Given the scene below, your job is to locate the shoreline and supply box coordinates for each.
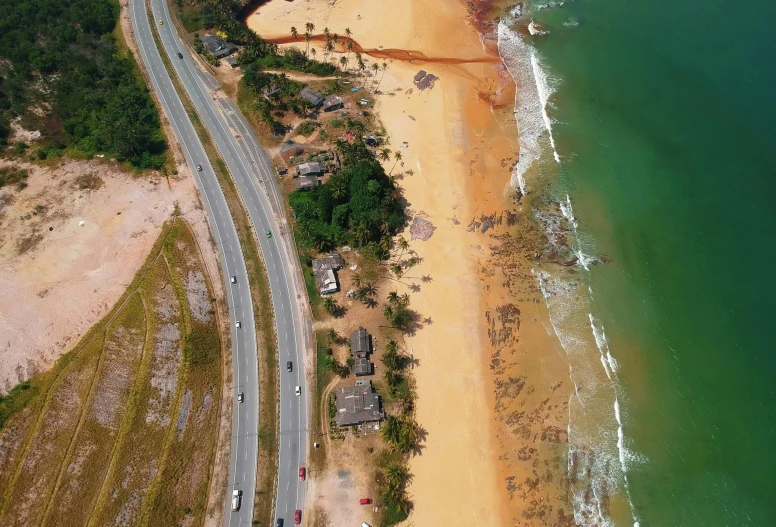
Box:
[248,0,573,524]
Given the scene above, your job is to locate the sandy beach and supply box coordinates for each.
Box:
[249,0,574,524]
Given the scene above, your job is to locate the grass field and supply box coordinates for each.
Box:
[0,217,224,526]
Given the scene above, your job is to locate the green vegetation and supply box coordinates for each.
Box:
[0,0,166,167]
[383,292,414,332]
[0,166,28,189]
[289,139,404,255]
[296,120,320,136]
[376,450,412,526]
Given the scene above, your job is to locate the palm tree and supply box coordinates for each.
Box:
[346,39,354,60]
[385,463,410,487]
[387,291,400,305]
[339,55,349,71]
[381,414,401,444]
[325,39,334,63]
[375,61,389,90]
[391,150,402,174]
[345,27,352,39]
[382,348,401,371]
[330,175,347,200]
[323,297,338,315]
[290,26,298,39]
[397,418,420,454]
[379,147,391,163]
[310,47,317,61]
[304,32,312,57]
[323,27,330,38]
[305,22,315,33]
[371,62,380,86]
[386,339,398,354]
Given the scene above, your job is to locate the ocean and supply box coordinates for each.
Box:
[495,0,776,525]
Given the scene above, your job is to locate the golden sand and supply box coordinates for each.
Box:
[249,1,575,524]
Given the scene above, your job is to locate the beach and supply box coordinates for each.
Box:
[249,0,574,525]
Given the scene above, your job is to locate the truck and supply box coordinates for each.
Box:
[231,489,241,511]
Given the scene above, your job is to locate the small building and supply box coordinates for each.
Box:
[294,161,323,178]
[335,380,382,427]
[350,326,372,358]
[225,56,238,68]
[414,70,427,82]
[353,357,372,377]
[295,175,319,191]
[311,252,344,295]
[200,34,238,59]
[300,87,324,107]
[321,94,344,112]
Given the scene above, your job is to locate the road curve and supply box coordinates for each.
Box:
[128,3,261,526]
[146,2,312,526]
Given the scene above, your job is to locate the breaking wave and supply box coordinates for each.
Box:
[499,5,642,526]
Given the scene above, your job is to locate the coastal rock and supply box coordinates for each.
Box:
[528,20,549,36]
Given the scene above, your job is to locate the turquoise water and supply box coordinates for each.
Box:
[506,0,776,525]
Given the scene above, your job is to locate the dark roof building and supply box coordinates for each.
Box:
[200,34,238,59]
[294,161,323,177]
[350,326,372,358]
[311,252,344,295]
[353,357,372,377]
[225,56,238,68]
[335,380,382,426]
[300,87,324,107]
[322,94,344,112]
[295,175,319,191]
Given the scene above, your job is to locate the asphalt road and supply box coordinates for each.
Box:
[128,3,262,525]
[144,2,311,526]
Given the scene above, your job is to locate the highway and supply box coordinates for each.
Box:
[127,2,261,525]
[138,1,312,526]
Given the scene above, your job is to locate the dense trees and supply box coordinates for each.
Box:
[289,139,404,254]
[0,0,166,167]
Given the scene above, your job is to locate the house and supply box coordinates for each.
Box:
[294,175,319,191]
[321,94,344,112]
[353,357,372,377]
[200,34,238,59]
[350,326,372,358]
[335,380,382,426]
[293,161,323,178]
[311,252,344,295]
[414,70,427,82]
[263,82,282,99]
[300,87,324,107]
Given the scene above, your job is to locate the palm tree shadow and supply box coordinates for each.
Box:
[412,426,428,456]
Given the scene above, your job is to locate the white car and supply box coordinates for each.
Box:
[295,385,301,396]
[237,392,244,403]
[235,321,241,329]
[196,164,202,171]
[232,489,241,511]
[361,523,371,527]
[230,276,237,284]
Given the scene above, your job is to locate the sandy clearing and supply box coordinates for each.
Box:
[0,158,206,394]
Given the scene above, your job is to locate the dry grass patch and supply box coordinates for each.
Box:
[42,293,147,527]
[0,336,102,526]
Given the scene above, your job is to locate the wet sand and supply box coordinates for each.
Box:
[248,0,574,524]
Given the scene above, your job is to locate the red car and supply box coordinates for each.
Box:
[298,467,306,481]
[294,509,302,524]
[359,498,372,505]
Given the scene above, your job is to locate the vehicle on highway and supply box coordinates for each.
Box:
[237,392,244,403]
[287,360,293,372]
[295,385,301,396]
[276,519,283,527]
[294,510,302,524]
[230,275,237,283]
[235,321,241,328]
[265,229,272,238]
[177,52,183,59]
[158,19,163,24]
[299,466,306,481]
[231,489,241,511]
[196,164,202,171]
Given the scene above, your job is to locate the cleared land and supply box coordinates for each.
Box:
[0,217,223,527]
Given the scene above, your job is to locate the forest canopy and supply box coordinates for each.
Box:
[0,0,166,168]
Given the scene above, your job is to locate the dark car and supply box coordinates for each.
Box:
[276,520,283,527]
[177,52,183,59]
[286,361,292,372]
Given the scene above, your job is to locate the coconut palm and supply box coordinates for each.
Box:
[323,297,338,315]
[371,62,380,86]
[385,463,410,487]
[310,48,317,61]
[304,32,312,57]
[351,272,364,288]
[381,414,401,444]
[387,291,400,305]
[386,339,398,354]
[391,150,402,174]
[379,147,391,163]
[339,55,349,71]
[346,39,354,60]
[330,175,347,201]
[290,26,298,39]
[375,61,389,90]
[305,22,315,33]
